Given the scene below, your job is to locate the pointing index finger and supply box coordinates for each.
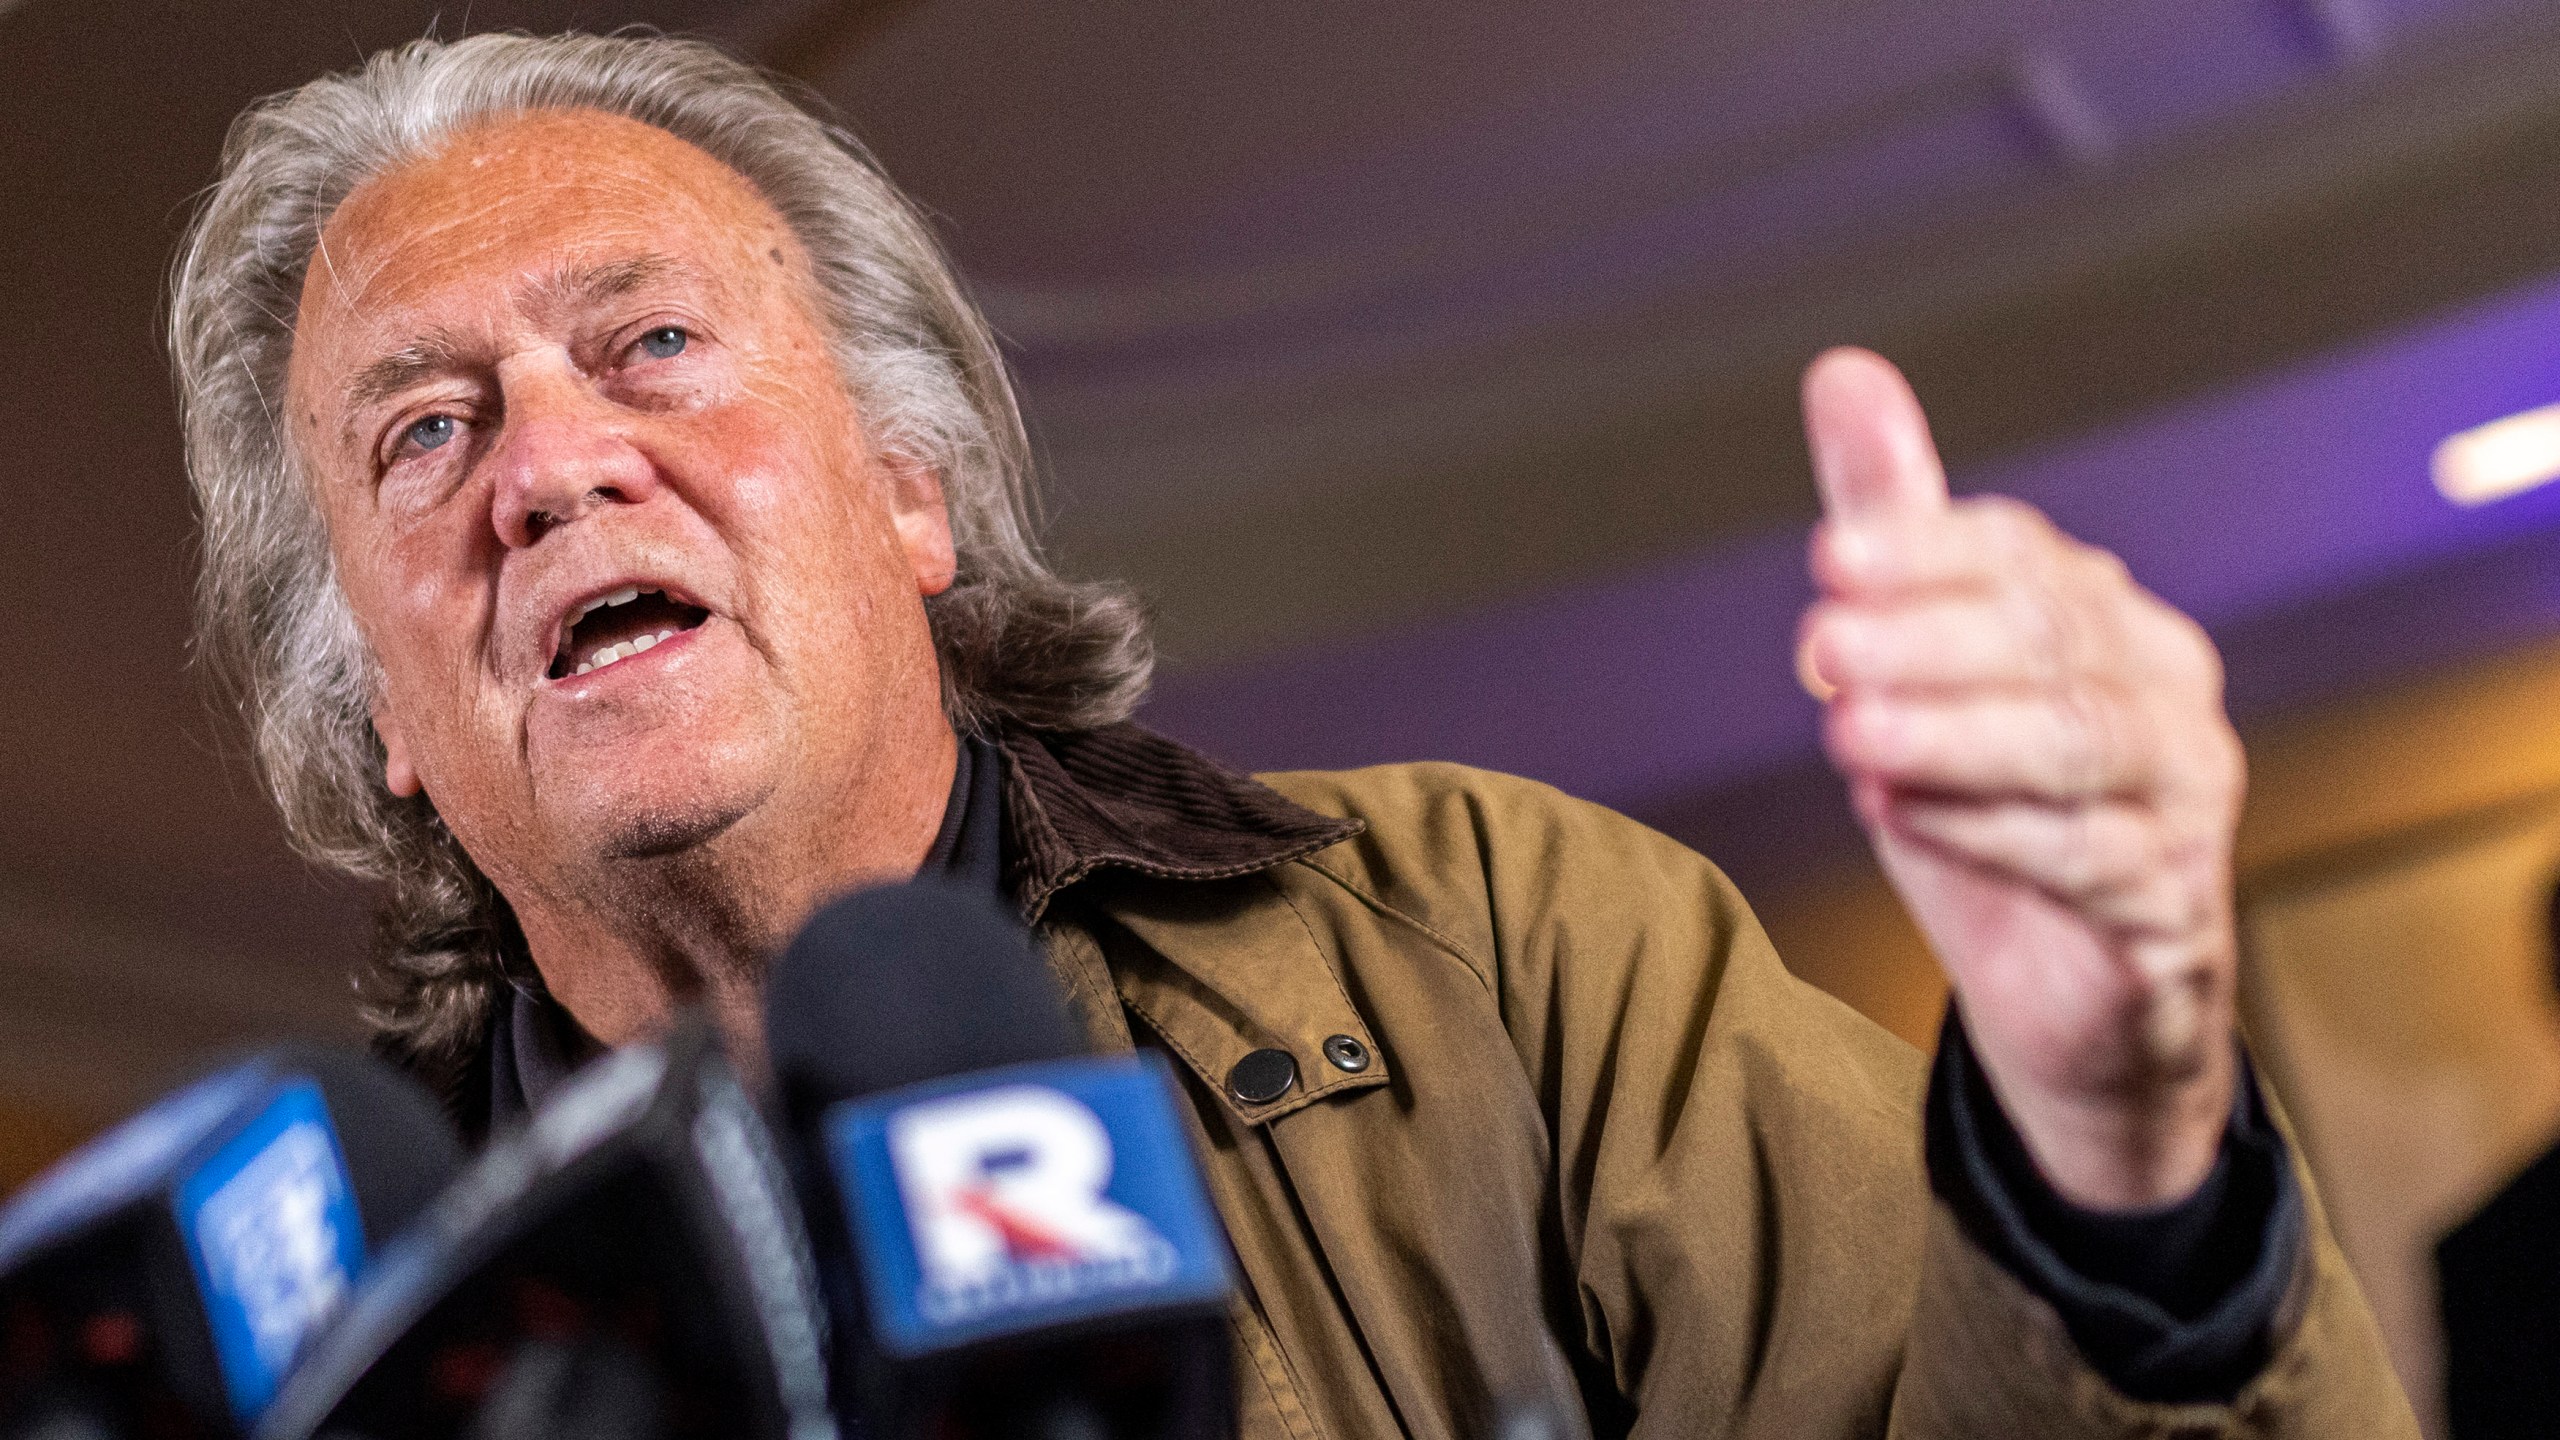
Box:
[1801,347,1951,526]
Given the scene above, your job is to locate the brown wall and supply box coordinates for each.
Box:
[0,1097,84,1196]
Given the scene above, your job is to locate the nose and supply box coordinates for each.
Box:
[486,358,662,549]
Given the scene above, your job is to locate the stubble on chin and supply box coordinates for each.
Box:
[597,794,761,861]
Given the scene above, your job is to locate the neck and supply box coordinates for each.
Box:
[512,720,961,1081]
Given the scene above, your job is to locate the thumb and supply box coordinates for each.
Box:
[1801,347,1950,525]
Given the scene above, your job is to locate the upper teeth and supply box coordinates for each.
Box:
[556,586,679,680]
[558,586,648,657]
[576,585,642,621]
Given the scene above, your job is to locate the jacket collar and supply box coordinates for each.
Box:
[993,722,1364,923]
[996,723,1387,1127]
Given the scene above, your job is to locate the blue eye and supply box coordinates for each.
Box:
[637,326,688,360]
[403,414,456,454]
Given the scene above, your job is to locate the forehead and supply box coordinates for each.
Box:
[290,109,799,391]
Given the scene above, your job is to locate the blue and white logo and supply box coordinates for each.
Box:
[173,1080,366,1423]
[825,1054,1232,1356]
[892,1084,1177,1321]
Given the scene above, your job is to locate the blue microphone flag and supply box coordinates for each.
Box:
[0,1062,369,1425]
[172,1078,367,1423]
[823,1052,1233,1357]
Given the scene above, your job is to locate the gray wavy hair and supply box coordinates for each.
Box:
[169,31,1151,1095]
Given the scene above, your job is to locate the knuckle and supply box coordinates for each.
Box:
[1808,519,1859,588]
[1824,697,1894,770]
[2006,586,2072,681]
[2050,682,2133,795]
[1992,498,2066,566]
[1971,493,2048,537]
[2193,720,2247,809]
[2072,541,2133,593]
[2123,587,2208,665]
[2167,608,2227,697]
[2040,550,2136,673]
[1976,507,2038,568]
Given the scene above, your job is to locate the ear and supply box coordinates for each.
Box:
[371,697,424,798]
[882,454,958,598]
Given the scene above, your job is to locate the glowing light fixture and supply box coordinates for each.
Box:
[2433,403,2560,506]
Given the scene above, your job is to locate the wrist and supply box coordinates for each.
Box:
[1994,1042,2238,1210]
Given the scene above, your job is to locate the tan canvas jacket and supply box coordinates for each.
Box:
[989,725,2417,1440]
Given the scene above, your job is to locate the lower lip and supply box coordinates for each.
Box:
[544,622,706,693]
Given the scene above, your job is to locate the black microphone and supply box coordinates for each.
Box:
[254,1015,838,1440]
[766,878,1237,1440]
[0,1047,462,1440]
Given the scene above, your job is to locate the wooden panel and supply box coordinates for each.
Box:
[0,1096,86,1197]
[1754,866,1946,1052]
[2243,810,2560,1438]
[2239,640,2560,871]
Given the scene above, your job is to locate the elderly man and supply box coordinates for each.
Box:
[168,31,2410,1439]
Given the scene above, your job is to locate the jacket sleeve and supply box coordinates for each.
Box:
[1343,763,2416,1439]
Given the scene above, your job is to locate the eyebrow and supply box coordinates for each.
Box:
[341,331,469,417]
[335,253,709,418]
[526,253,700,314]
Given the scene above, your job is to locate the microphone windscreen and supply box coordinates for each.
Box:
[263,1046,463,1248]
[766,878,1081,1111]
[257,1020,842,1440]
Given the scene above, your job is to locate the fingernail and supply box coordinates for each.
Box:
[1796,632,1838,702]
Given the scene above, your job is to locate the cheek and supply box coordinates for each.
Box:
[332,516,506,754]
[690,394,894,565]
[367,521,493,666]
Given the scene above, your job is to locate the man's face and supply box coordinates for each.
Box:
[287,109,955,901]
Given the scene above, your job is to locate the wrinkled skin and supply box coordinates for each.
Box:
[287,109,959,1075]
[1798,350,2245,1208]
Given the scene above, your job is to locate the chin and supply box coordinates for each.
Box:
[536,707,783,862]
[597,797,757,860]
[556,756,776,863]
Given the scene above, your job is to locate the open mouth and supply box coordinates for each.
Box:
[549,586,711,680]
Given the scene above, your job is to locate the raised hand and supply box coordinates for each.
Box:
[1796,348,2244,1210]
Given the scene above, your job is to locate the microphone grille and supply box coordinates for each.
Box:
[766,878,1082,1112]
[258,1045,464,1247]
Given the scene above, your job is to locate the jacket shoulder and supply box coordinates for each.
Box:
[1255,760,1686,885]
[1254,761,1740,972]
[1256,758,1617,839]
[1258,759,1919,1074]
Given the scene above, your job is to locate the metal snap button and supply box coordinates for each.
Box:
[1321,1034,1372,1073]
[1227,1047,1299,1105]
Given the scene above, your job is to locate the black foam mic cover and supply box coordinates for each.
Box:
[256,1016,837,1440]
[256,1046,462,1250]
[766,877,1081,1118]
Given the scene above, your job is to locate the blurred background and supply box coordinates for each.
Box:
[10,0,2560,1429]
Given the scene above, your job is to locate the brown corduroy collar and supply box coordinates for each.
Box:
[991,722,1365,924]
